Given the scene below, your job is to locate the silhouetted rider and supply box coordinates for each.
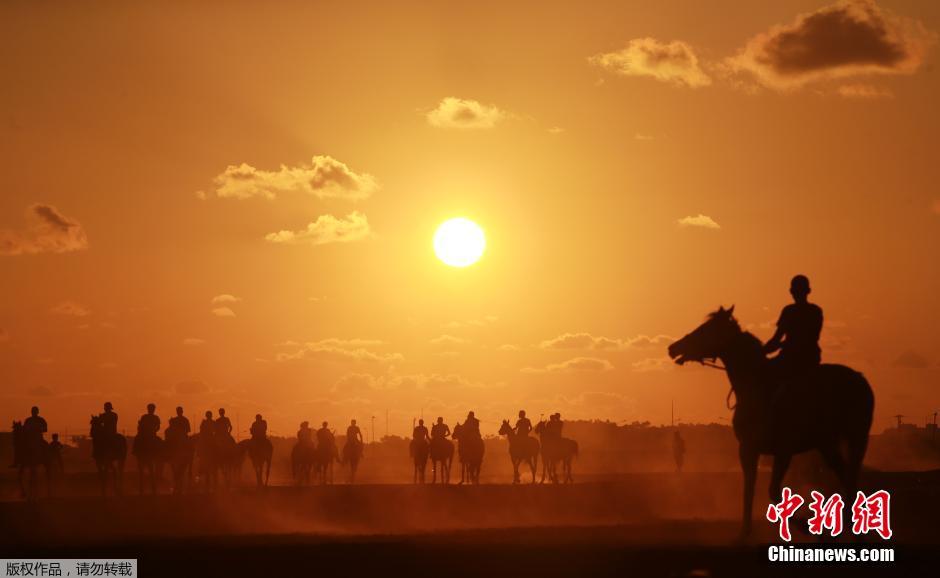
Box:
[166,406,191,442]
[514,410,532,437]
[99,402,118,437]
[347,420,363,445]
[199,410,215,438]
[215,408,233,439]
[464,411,481,438]
[24,406,48,442]
[137,403,160,438]
[297,421,313,445]
[317,421,334,447]
[413,419,429,443]
[431,417,450,439]
[250,414,267,441]
[764,274,823,378]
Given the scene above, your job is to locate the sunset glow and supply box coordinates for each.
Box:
[433,218,486,267]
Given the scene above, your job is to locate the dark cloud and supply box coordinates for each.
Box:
[728,0,933,89]
[892,350,930,369]
[28,385,55,397]
[590,37,711,88]
[0,204,88,256]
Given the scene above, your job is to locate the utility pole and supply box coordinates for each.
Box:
[385,408,389,439]
[371,415,375,444]
[893,414,905,428]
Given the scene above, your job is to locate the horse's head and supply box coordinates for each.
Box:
[498,420,512,436]
[668,305,740,365]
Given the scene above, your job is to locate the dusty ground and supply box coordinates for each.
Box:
[1,472,938,577]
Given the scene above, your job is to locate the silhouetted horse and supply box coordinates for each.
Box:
[534,422,578,484]
[668,306,874,537]
[342,438,363,484]
[313,437,337,485]
[411,437,429,484]
[11,421,52,500]
[132,434,164,495]
[499,420,539,484]
[453,423,484,484]
[241,438,272,488]
[90,415,126,496]
[429,436,454,485]
[291,439,316,486]
[164,435,195,495]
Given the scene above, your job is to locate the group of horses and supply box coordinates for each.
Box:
[290,434,363,485]
[498,420,579,484]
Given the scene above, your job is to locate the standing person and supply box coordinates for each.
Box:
[49,433,65,478]
[673,430,686,473]
[764,274,824,379]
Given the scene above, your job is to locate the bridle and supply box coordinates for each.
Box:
[692,357,736,410]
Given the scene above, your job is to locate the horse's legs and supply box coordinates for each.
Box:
[739,445,759,538]
[769,453,791,503]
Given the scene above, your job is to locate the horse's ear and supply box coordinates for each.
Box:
[728,305,735,315]
[717,305,725,313]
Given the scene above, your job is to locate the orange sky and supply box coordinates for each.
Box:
[1,0,938,439]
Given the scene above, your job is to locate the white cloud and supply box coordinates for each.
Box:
[677,214,721,229]
[539,332,673,350]
[589,38,712,88]
[265,212,371,246]
[427,97,506,130]
[522,356,614,374]
[211,294,242,305]
[211,307,236,318]
[212,155,378,200]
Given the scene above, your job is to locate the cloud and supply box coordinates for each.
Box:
[426,97,505,130]
[726,0,934,90]
[589,37,712,88]
[429,335,469,347]
[182,337,206,346]
[212,155,378,200]
[837,83,893,98]
[522,356,614,374]
[1,204,89,256]
[265,212,371,246]
[50,300,91,317]
[211,294,242,305]
[276,339,402,364]
[547,127,565,135]
[677,214,721,229]
[631,356,673,372]
[175,380,210,395]
[28,385,54,397]
[211,307,236,318]
[539,332,673,350]
[892,350,929,369]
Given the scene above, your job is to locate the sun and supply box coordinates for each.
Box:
[433,218,486,267]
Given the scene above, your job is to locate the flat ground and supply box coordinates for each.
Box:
[1,471,938,577]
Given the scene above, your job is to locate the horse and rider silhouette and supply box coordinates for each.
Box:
[498,410,539,484]
[668,275,874,538]
[534,413,578,483]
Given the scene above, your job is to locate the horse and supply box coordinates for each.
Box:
[164,434,195,495]
[429,436,454,485]
[291,439,316,486]
[498,420,539,484]
[453,423,484,484]
[313,436,337,485]
[240,437,272,488]
[90,415,126,497]
[411,437,429,484]
[342,438,363,484]
[534,422,578,484]
[11,421,52,500]
[668,305,874,537]
[132,433,164,495]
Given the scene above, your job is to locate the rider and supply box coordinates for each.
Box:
[316,421,334,447]
[215,408,233,440]
[297,421,313,445]
[346,419,363,445]
[199,410,215,438]
[166,406,191,442]
[431,417,450,440]
[99,402,118,437]
[137,403,161,438]
[464,411,481,438]
[250,414,267,440]
[23,406,48,442]
[513,410,532,437]
[764,274,823,379]
[413,419,429,443]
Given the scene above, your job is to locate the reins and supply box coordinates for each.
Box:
[697,358,737,410]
